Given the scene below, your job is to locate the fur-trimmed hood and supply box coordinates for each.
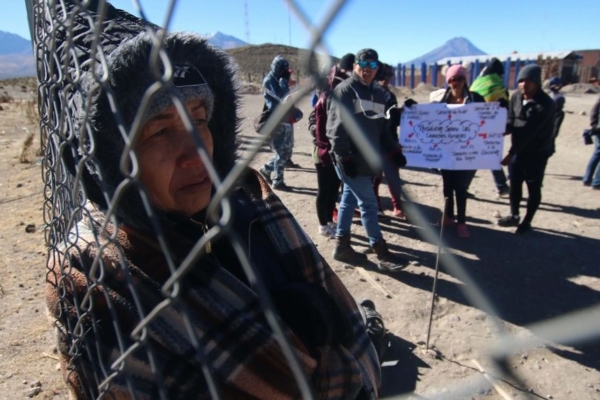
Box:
[53,1,241,232]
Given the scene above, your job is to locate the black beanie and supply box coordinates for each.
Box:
[517,64,542,86]
[485,58,504,77]
[339,53,355,71]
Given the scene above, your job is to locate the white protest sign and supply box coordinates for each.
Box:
[400,102,507,170]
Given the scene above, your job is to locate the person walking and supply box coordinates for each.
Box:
[548,76,566,155]
[583,94,600,189]
[373,63,406,218]
[259,55,296,190]
[327,48,408,271]
[498,64,556,233]
[311,64,345,238]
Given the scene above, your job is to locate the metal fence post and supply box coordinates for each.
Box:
[503,57,511,88]
[401,65,406,87]
[474,59,481,78]
[396,63,402,87]
[513,59,521,89]
[421,62,427,84]
[432,63,438,87]
[410,64,415,89]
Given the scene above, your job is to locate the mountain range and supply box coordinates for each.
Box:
[0,30,487,80]
[404,37,487,66]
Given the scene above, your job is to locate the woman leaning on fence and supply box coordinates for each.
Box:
[41,1,381,399]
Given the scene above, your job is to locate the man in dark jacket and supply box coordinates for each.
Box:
[326,48,408,271]
[498,64,556,233]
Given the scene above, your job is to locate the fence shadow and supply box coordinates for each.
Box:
[395,223,600,371]
[379,334,429,397]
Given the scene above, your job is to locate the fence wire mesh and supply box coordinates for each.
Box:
[28,0,600,399]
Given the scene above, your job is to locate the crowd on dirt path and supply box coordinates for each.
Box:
[258,50,600,247]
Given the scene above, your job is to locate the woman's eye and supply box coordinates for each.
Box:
[193,119,207,127]
[150,128,168,138]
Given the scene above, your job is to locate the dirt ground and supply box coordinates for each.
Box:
[1,83,599,399]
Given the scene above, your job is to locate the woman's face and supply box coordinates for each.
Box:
[135,99,214,217]
[448,75,466,93]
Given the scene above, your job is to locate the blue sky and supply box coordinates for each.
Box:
[4,0,599,64]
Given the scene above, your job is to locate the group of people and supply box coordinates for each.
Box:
[42,1,598,398]
[258,50,566,249]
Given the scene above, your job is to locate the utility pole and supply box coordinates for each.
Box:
[288,4,291,46]
[244,0,250,44]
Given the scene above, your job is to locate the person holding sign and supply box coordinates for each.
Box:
[431,65,485,239]
[327,48,409,271]
[469,58,511,197]
[498,64,556,234]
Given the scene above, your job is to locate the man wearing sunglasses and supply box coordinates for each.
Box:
[327,48,409,272]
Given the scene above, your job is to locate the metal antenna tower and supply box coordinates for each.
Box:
[244,0,250,44]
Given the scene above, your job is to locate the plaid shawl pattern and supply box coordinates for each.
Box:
[46,170,380,399]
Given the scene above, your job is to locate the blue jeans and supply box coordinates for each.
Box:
[583,135,600,188]
[263,123,293,184]
[335,167,382,246]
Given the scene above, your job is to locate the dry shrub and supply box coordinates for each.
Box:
[0,91,13,103]
[20,131,35,163]
[22,98,40,125]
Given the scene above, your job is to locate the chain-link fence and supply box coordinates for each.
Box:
[28,0,600,399]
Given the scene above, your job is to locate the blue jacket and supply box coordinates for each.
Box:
[263,55,291,113]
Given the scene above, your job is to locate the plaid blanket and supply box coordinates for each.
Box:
[46,170,380,399]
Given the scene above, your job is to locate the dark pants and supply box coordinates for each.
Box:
[315,162,341,226]
[508,152,550,224]
[466,169,508,191]
[441,170,472,224]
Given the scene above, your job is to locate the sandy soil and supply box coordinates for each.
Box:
[1,85,599,399]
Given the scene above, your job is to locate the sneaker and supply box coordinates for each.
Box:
[583,181,591,187]
[393,208,407,219]
[457,223,470,238]
[515,222,532,234]
[498,215,520,227]
[327,221,337,231]
[498,186,510,198]
[593,185,600,191]
[441,216,455,228]
[285,159,301,168]
[319,225,336,239]
[272,181,291,191]
[258,167,272,184]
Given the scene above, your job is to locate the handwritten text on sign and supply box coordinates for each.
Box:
[400,102,507,170]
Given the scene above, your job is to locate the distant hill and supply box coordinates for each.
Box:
[205,31,247,49]
[404,37,487,66]
[0,29,332,84]
[228,43,336,84]
[0,31,32,55]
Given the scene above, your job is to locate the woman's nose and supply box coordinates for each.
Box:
[177,131,205,168]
